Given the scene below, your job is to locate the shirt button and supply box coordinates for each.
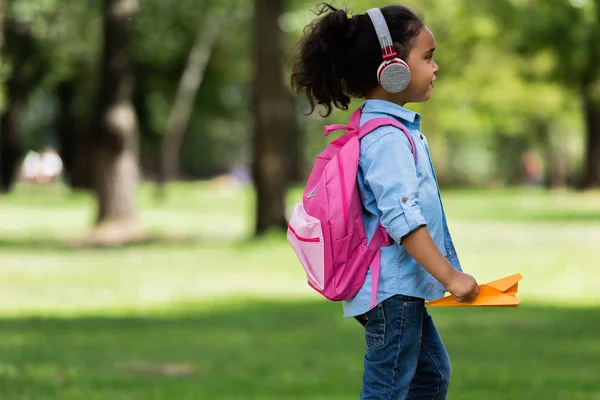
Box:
[420,134,424,140]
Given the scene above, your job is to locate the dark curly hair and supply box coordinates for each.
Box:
[291,3,424,117]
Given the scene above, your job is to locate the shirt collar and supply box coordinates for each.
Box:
[361,99,421,124]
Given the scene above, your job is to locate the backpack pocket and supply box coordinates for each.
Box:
[287,204,325,290]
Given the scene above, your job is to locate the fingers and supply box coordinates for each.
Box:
[452,293,475,303]
[467,285,480,302]
[456,286,479,303]
[466,285,479,302]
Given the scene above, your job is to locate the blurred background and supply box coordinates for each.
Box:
[0,0,598,399]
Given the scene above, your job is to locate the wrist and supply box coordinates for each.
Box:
[438,265,458,288]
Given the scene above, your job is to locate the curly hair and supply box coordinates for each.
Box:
[291,3,423,117]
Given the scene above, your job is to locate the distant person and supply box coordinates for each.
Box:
[522,151,544,187]
[291,4,479,399]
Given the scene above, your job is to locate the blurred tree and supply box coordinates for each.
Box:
[0,0,4,65]
[134,0,251,181]
[1,0,590,194]
[0,0,100,190]
[88,0,141,241]
[47,0,101,189]
[253,0,293,234]
[411,0,577,188]
[285,92,304,183]
[158,1,230,194]
[0,13,47,192]
[285,0,579,188]
[477,0,600,188]
[55,74,92,189]
[54,78,80,186]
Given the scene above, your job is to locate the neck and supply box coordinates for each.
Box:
[366,87,408,107]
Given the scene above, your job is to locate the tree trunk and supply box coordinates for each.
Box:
[0,100,23,192]
[70,131,93,189]
[0,0,5,53]
[0,74,32,194]
[55,80,80,187]
[60,76,93,190]
[88,0,141,243]
[134,69,159,181]
[0,1,13,192]
[581,82,600,189]
[252,0,292,235]
[0,9,54,192]
[286,94,304,183]
[158,10,221,191]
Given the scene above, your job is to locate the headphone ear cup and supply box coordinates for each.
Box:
[378,59,411,93]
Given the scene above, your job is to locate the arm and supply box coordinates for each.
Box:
[361,129,478,301]
[402,227,479,301]
[401,226,456,286]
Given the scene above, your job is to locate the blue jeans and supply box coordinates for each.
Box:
[355,294,451,400]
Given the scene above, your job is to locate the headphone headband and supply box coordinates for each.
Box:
[366,8,397,60]
[365,7,411,93]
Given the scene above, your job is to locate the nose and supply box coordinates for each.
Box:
[433,60,439,73]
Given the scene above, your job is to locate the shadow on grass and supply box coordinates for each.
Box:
[0,234,204,252]
[0,300,599,400]
[0,232,289,253]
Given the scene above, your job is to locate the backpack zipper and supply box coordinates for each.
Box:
[288,225,320,242]
[337,153,348,235]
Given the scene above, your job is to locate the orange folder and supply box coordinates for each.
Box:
[427,273,522,307]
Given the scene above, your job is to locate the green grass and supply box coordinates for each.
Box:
[0,182,599,399]
[1,303,599,400]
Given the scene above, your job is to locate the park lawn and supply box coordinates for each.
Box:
[1,302,599,400]
[0,182,599,399]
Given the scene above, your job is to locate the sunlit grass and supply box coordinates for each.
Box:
[0,182,598,316]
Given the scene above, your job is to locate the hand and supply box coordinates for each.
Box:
[445,271,479,302]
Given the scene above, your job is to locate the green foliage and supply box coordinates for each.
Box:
[2,0,595,183]
[3,0,100,153]
[7,0,101,84]
[477,0,600,88]
[282,0,586,185]
[135,0,253,177]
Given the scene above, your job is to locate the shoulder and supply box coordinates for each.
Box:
[359,124,413,157]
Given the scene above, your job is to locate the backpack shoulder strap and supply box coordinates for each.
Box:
[358,117,417,162]
[323,109,417,162]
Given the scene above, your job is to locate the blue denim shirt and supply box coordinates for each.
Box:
[342,100,463,317]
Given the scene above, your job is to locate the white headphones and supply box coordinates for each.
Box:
[366,8,411,93]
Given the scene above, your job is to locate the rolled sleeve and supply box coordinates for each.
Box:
[360,128,426,243]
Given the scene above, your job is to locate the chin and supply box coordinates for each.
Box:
[419,89,434,102]
[403,88,433,104]
[409,95,432,103]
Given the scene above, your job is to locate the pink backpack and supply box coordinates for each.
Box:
[287,106,416,308]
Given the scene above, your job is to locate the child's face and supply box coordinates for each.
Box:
[403,26,439,103]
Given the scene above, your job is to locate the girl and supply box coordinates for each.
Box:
[291,4,480,399]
